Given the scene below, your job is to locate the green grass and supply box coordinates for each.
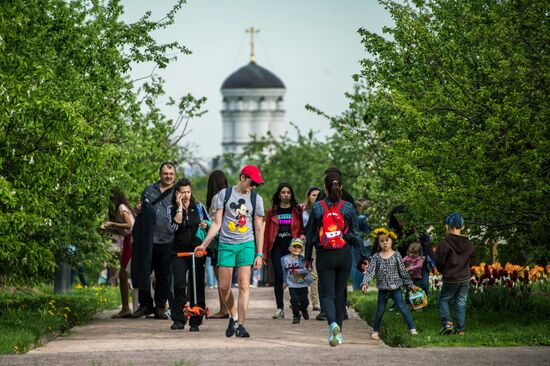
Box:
[0,285,119,354]
[350,290,550,347]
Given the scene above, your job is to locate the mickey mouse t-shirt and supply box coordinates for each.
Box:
[215,186,265,244]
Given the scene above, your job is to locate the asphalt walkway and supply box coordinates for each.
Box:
[1,287,549,365]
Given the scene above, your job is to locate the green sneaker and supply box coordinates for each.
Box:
[328,322,341,347]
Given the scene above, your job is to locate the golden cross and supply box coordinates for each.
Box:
[245,27,260,62]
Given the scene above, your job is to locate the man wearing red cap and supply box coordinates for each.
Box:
[196,165,265,337]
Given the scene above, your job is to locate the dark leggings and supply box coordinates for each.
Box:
[271,244,290,309]
[171,254,206,327]
[316,245,351,329]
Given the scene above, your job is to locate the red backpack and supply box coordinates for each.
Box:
[319,200,348,250]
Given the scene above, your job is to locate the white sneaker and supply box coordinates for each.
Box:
[371,332,380,340]
[272,308,285,319]
[410,329,418,335]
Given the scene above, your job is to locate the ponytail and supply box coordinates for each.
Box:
[324,173,342,202]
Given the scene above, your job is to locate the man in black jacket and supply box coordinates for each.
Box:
[132,162,176,319]
[435,212,476,335]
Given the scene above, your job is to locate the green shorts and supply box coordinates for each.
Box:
[218,241,255,267]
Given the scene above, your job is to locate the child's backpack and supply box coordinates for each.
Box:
[318,200,348,250]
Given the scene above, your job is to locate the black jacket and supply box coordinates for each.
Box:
[435,234,476,283]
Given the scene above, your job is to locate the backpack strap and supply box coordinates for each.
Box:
[150,186,174,206]
[222,187,232,219]
[196,202,207,222]
[250,190,257,242]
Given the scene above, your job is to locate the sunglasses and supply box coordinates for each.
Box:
[246,177,259,187]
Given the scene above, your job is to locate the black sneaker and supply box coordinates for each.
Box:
[189,325,200,332]
[302,309,309,320]
[440,321,454,335]
[235,324,250,337]
[316,312,327,321]
[225,317,238,337]
[170,321,185,330]
[132,306,154,318]
[292,317,300,324]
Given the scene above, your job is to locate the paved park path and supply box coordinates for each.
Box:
[1,287,549,365]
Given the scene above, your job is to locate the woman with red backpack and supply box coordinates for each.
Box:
[305,173,366,347]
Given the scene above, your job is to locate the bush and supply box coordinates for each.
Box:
[0,286,118,354]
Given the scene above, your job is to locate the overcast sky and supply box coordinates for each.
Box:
[120,0,393,160]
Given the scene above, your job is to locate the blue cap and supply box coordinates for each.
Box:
[445,212,464,228]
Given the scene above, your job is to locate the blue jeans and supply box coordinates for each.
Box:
[205,256,217,288]
[373,288,415,332]
[439,280,469,332]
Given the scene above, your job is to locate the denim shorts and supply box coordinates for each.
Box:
[217,241,255,267]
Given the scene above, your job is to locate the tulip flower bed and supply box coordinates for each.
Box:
[351,262,550,347]
[0,285,119,354]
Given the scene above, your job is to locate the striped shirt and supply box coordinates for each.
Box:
[362,251,413,290]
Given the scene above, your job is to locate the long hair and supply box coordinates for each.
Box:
[388,204,406,238]
[206,170,228,211]
[108,188,134,221]
[324,173,342,202]
[271,182,298,210]
[172,178,196,208]
[304,186,321,213]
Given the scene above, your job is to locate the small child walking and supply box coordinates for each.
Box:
[361,228,418,340]
[435,212,476,335]
[281,238,312,324]
[403,242,426,308]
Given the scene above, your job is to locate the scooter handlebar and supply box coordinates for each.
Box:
[177,250,207,257]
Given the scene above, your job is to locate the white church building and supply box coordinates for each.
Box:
[220,28,286,155]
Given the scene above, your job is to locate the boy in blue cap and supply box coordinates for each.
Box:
[435,212,476,335]
[281,238,312,324]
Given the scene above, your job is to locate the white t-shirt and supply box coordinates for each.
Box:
[214,186,264,244]
[113,204,135,250]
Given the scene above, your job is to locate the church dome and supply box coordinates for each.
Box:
[221,62,285,89]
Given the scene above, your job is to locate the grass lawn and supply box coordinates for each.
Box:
[0,285,119,354]
[350,290,550,347]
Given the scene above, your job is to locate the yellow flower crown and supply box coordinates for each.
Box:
[372,228,398,240]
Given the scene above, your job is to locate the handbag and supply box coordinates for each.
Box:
[408,288,428,310]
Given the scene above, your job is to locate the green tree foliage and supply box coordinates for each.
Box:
[224,126,365,206]
[334,0,549,262]
[0,0,201,285]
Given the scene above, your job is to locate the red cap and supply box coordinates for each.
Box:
[241,165,264,185]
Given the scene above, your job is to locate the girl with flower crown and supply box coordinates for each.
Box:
[361,228,418,340]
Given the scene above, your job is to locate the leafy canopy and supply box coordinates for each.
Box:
[0,0,202,285]
[333,0,549,262]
